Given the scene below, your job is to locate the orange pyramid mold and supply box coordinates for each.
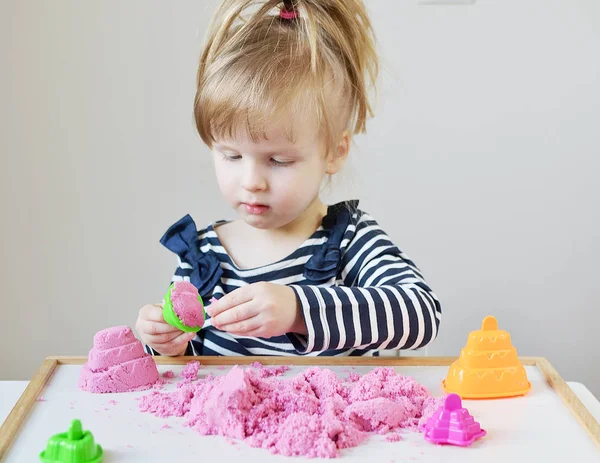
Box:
[442,316,531,399]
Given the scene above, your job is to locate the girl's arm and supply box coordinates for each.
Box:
[288,215,442,354]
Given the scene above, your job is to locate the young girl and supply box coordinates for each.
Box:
[136,0,442,357]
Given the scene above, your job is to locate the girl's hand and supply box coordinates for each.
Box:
[135,303,195,356]
[207,283,307,338]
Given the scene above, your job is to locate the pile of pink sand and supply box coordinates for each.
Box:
[171,281,204,327]
[180,360,201,380]
[139,363,442,458]
[79,326,159,393]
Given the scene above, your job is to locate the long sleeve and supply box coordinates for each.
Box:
[145,215,227,357]
[144,341,197,356]
[288,214,442,354]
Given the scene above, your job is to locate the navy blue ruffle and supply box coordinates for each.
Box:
[159,214,223,300]
[303,200,358,284]
[160,200,358,294]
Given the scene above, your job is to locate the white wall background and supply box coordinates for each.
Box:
[1,0,598,397]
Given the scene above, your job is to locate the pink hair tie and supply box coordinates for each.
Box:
[280,9,298,19]
[280,1,299,20]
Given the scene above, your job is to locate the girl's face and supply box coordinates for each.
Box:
[212,120,336,231]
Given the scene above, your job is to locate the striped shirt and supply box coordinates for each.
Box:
[146,201,442,357]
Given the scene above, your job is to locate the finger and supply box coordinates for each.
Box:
[146,329,193,345]
[219,315,262,335]
[152,330,195,348]
[141,304,166,323]
[141,319,180,336]
[207,286,253,317]
[210,300,257,328]
[146,331,180,345]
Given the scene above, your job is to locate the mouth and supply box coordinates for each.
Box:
[242,203,270,215]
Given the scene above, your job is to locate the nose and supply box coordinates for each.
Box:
[240,161,267,192]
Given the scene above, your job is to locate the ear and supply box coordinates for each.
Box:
[325,130,351,175]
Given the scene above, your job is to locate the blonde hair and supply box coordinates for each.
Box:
[194,0,378,154]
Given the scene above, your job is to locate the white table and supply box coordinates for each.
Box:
[2,380,599,428]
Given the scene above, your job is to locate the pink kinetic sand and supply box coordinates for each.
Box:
[79,326,159,393]
[386,433,403,442]
[171,281,204,327]
[139,365,443,458]
[180,361,201,380]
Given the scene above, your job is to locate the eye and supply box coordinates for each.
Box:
[220,152,241,162]
[270,158,293,167]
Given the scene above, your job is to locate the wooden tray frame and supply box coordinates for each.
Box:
[1,356,599,458]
